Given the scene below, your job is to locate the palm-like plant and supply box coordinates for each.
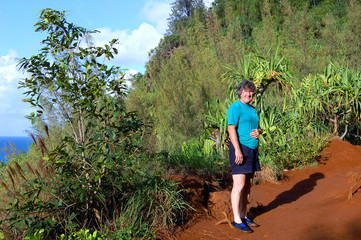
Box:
[292,63,361,138]
[205,48,294,153]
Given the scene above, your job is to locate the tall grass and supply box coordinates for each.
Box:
[159,137,230,178]
[102,175,190,239]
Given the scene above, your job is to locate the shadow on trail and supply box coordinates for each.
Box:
[250,172,325,218]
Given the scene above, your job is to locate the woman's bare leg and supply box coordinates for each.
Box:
[239,173,254,219]
[231,174,246,223]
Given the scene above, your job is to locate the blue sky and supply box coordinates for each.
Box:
[0,0,214,136]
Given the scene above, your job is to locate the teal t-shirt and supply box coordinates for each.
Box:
[227,100,259,149]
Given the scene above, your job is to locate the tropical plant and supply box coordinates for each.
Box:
[203,50,293,155]
[223,46,293,101]
[292,63,361,138]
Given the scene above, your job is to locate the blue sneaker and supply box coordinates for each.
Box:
[245,218,260,227]
[232,221,253,233]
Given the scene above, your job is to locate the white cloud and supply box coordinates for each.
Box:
[0,50,18,84]
[87,1,173,73]
[92,23,162,71]
[141,0,172,34]
[0,50,32,136]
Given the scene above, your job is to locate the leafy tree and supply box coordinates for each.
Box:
[4,8,167,237]
[128,11,232,152]
[167,0,206,35]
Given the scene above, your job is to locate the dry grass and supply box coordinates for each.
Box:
[254,165,282,183]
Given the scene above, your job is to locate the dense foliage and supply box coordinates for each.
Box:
[1,0,361,239]
[127,0,361,153]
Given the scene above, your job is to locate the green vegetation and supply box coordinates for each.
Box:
[0,9,188,239]
[127,0,361,153]
[1,0,361,238]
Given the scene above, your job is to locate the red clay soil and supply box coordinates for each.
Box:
[171,137,361,240]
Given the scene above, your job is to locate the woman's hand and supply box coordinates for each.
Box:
[250,129,261,139]
[235,149,243,164]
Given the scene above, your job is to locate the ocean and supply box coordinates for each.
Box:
[0,136,33,163]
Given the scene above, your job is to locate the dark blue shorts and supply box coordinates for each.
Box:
[229,141,261,175]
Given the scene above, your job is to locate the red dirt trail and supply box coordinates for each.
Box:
[171,138,361,240]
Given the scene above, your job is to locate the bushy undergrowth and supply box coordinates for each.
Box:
[0,151,190,239]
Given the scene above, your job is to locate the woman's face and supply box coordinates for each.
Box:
[240,88,254,104]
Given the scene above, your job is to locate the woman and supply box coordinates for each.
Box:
[227,79,261,233]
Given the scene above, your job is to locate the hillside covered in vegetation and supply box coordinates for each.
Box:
[1,0,361,239]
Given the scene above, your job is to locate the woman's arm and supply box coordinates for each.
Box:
[228,125,243,164]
